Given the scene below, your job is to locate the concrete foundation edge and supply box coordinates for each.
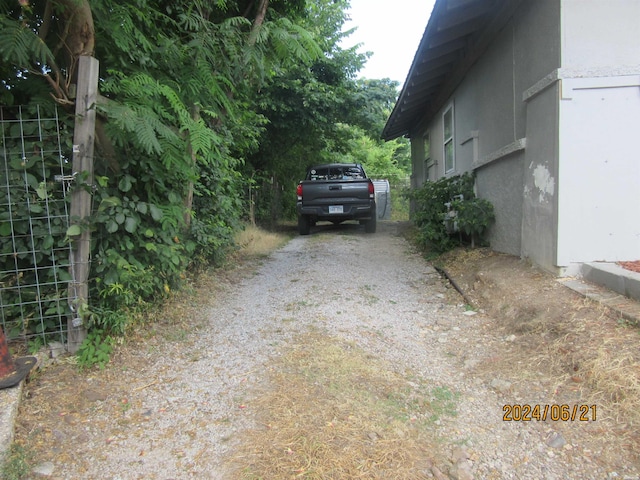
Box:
[0,382,23,470]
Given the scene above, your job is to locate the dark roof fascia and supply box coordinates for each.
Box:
[381,0,449,141]
[418,0,525,129]
[382,0,523,141]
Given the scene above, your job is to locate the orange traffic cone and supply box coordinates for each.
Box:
[0,328,36,390]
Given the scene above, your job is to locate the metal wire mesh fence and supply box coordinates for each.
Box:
[0,105,74,349]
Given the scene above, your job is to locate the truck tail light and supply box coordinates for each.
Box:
[368,181,375,198]
[296,183,303,200]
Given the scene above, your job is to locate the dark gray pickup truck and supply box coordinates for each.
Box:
[295,163,376,235]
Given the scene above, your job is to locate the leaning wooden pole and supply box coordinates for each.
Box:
[68,55,99,353]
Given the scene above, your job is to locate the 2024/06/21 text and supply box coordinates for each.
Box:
[503,404,597,422]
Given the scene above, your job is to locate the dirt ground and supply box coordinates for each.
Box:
[6,224,640,478]
[437,247,640,457]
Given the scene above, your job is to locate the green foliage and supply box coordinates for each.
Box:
[0,0,414,346]
[0,104,73,341]
[28,336,45,355]
[91,178,191,298]
[77,329,114,370]
[450,196,495,248]
[428,386,460,421]
[348,79,402,138]
[1,0,326,343]
[338,124,408,180]
[409,173,494,252]
[390,183,410,222]
[0,15,55,67]
[1,442,34,480]
[244,1,410,225]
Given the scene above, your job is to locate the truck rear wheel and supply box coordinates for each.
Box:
[365,215,376,234]
[298,215,311,235]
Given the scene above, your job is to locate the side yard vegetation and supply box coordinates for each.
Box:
[0,0,411,360]
[408,173,495,253]
[407,176,640,459]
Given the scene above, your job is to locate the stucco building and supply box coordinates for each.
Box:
[383,0,640,275]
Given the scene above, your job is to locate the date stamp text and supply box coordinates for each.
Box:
[503,404,597,422]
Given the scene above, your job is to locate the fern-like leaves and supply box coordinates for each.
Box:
[0,16,55,69]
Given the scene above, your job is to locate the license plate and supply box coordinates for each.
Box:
[329,205,343,214]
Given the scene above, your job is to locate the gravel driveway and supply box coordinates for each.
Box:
[15,221,634,479]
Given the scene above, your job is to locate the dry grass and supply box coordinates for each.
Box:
[227,330,454,479]
[500,296,640,430]
[439,247,640,458]
[233,224,292,259]
[501,305,640,459]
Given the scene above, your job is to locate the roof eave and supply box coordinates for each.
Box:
[382,0,517,141]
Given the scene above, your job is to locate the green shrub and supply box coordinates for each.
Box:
[451,196,495,248]
[409,173,494,252]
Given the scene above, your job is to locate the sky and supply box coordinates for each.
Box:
[342,0,437,87]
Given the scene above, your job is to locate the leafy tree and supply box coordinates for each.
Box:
[0,0,414,344]
[346,78,400,138]
[0,0,322,338]
[243,0,413,226]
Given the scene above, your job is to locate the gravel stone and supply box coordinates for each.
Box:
[18,222,640,479]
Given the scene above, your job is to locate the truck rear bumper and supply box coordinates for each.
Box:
[297,202,375,220]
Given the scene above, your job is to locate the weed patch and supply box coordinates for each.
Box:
[1,442,35,480]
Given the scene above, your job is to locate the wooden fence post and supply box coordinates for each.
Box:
[68,55,99,353]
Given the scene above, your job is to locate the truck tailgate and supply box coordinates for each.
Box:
[300,180,371,203]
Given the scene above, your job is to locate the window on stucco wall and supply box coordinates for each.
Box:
[443,105,454,174]
[423,132,433,180]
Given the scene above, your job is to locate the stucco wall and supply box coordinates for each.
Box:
[410,138,425,189]
[561,0,640,70]
[469,26,517,160]
[462,24,524,256]
[554,0,640,270]
[515,0,562,271]
[475,154,525,256]
[521,84,560,271]
[407,0,640,273]
[473,0,562,269]
[410,0,561,261]
[557,76,640,268]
